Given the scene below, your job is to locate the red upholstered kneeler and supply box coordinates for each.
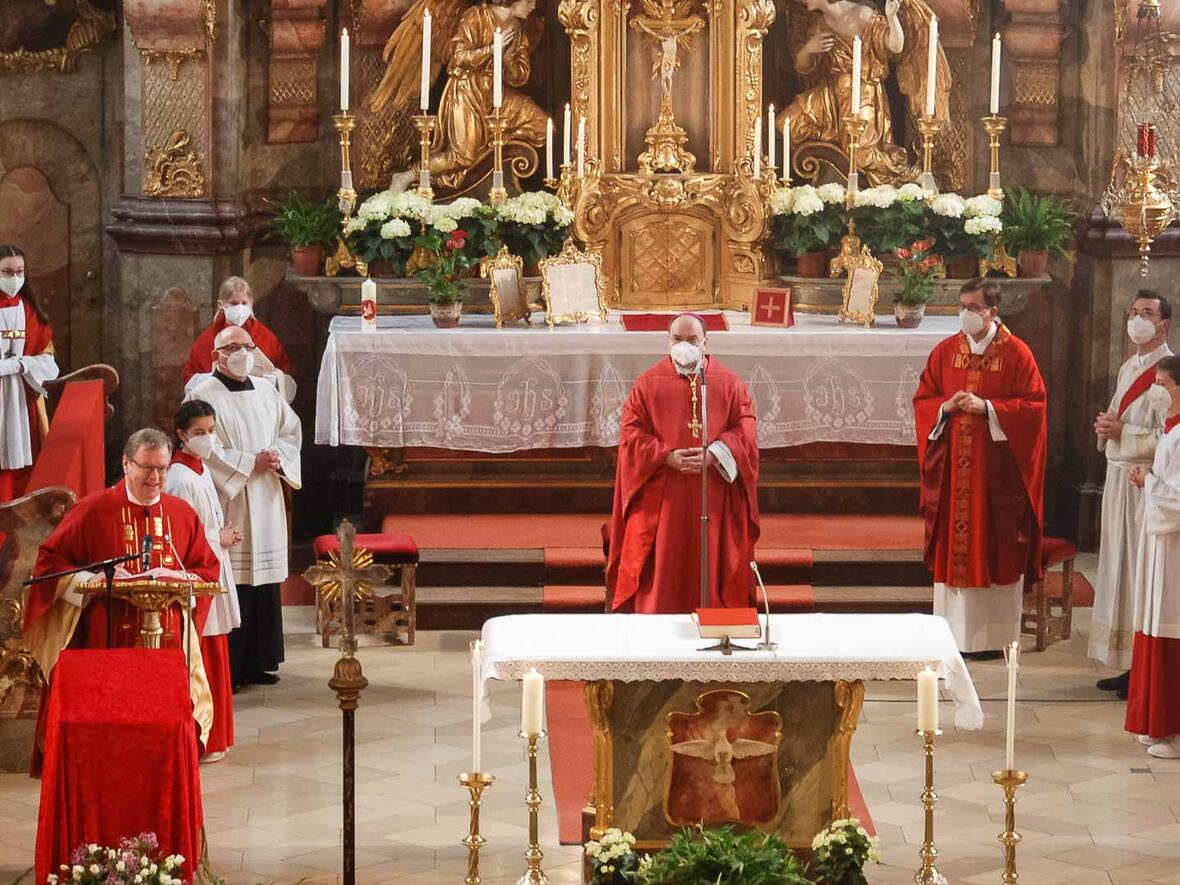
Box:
[36,649,202,884]
[312,532,419,646]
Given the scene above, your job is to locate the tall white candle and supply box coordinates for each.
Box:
[420,10,432,111]
[521,668,544,735]
[783,117,791,181]
[340,28,350,111]
[471,639,482,772]
[925,16,938,117]
[545,117,554,179]
[493,27,504,109]
[990,33,1002,115]
[563,103,572,166]
[1005,641,1020,770]
[577,116,586,177]
[917,666,939,733]
[767,105,776,173]
[851,35,862,115]
[753,117,762,179]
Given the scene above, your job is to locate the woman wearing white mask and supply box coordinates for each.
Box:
[165,399,243,762]
[0,244,60,502]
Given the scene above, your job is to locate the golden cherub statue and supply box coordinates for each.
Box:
[370,0,549,196]
[778,0,950,186]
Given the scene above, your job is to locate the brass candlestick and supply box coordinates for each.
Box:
[489,110,508,206]
[460,771,495,885]
[992,769,1028,884]
[916,115,943,193]
[913,730,947,885]
[327,112,363,277]
[411,115,436,202]
[982,115,1008,201]
[843,114,870,208]
[517,731,549,885]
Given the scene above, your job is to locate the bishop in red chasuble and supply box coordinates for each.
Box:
[914,280,1047,653]
[23,429,222,759]
[607,314,760,613]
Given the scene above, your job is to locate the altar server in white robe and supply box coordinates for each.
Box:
[1126,356,1180,758]
[187,325,302,688]
[166,399,243,760]
[1091,290,1172,693]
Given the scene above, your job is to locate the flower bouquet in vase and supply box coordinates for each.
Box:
[893,238,944,328]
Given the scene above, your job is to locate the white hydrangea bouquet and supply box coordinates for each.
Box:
[492,191,575,268]
[48,834,185,885]
[585,828,641,884]
[768,183,847,258]
[346,191,493,274]
[809,818,881,885]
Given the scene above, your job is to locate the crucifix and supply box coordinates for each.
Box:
[688,375,703,438]
[630,0,704,173]
[303,518,391,885]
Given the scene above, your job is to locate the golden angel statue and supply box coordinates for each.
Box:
[369,0,549,195]
[777,0,950,186]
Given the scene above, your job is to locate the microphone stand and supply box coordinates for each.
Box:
[699,362,709,612]
[24,553,142,648]
[750,561,776,651]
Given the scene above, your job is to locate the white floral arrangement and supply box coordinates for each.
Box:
[49,834,185,885]
[495,190,575,227]
[770,183,845,216]
[810,818,881,885]
[585,828,640,884]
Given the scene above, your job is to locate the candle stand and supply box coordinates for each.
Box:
[411,115,436,202]
[982,115,1008,200]
[992,769,1028,884]
[916,115,943,193]
[842,114,870,207]
[488,111,508,207]
[913,729,947,885]
[459,771,495,885]
[326,112,363,277]
[517,731,550,885]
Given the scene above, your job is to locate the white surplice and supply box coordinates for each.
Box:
[187,374,302,586]
[1090,344,1172,667]
[0,302,58,469]
[183,347,297,403]
[1136,423,1180,641]
[165,459,242,636]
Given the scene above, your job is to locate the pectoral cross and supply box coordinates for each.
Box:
[304,519,391,658]
[688,375,702,439]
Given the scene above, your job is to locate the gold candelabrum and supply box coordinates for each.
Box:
[459,771,495,885]
[843,114,870,209]
[913,730,947,885]
[1117,156,1177,276]
[982,115,1008,201]
[488,110,508,207]
[916,116,943,194]
[517,731,549,885]
[411,115,436,202]
[327,112,363,277]
[556,162,577,211]
[992,769,1029,884]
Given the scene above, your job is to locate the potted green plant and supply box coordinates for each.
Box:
[414,222,475,328]
[809,818,881,885]
[635,827,811,885]
[347,190,434,276]
[851,183,927,260]
[769,184,845,277]
[490,191,575,273]
[1001,187,1075,278]
[892,237,944,328]
[271,192,342,276]
[924,193,1002,277]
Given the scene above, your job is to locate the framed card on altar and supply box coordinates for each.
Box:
[751,287,794,328]
[481,246,531,327]
[831,238,883,328]
[540,239,608,327]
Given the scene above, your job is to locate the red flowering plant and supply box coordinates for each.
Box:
[894,238,945,306]
[413,221,476,305]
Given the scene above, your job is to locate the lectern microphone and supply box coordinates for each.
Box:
[750,560,777,651]
[139,533,153,573]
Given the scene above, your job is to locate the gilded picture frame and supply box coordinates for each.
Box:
[831,238,883,328]
[481,246,531,327]
[539,239,608,327]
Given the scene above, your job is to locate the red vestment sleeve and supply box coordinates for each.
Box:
[987,336,1048,545]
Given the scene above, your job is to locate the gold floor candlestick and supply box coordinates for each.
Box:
[913,730,947,885]
[489,111,508,207]
[517,731,549,885]
[411,115,436,202]
[982,115,1008,201]
[916,116,943,193]
[843,115,870,208]
[327,112,362,277]
[460,771,495,885]
[992,769,1028,884]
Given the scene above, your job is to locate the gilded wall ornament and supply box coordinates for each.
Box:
[0,0,117,75]
[144,129,207,198]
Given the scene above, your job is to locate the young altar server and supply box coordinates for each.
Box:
[166,399,243,761]
[0,244,59,502]
[182,276,296,402]
[1125,356,1180,758]
[606,313,760,613]
[187,325,301,689]
[914,278,1048,656]
[1091,290,1172,694]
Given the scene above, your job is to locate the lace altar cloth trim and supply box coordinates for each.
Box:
[315,311,959,453]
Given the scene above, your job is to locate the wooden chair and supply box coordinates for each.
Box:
[312,532,419,647]
[1021,537,1076,652]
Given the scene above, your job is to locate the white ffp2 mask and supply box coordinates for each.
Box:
[184,432,218,460]
[0,276,25,298]
[226,348,255,377]
[960,309,987,337]
[222,304,252,326]
[1127,315,1158,345]
[670,341,702,372]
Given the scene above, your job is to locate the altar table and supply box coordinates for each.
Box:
[480,613,981,850]
[316,311,958,453]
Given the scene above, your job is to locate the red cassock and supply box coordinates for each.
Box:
[181,312,292,382]
[606,356,760,613]
[913,326,1048,588]
[0,294,54,503]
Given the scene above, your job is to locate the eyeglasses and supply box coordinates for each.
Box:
[1126,308,1160,320]
[960,303,991,315]
[215,343,257,355]
[0,268,25,278]
[127,458,168,477]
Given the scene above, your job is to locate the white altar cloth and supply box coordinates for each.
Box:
[480,612,984,730]
[315,310,958,453]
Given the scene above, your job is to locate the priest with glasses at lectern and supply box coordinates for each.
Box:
[605,313,761,614]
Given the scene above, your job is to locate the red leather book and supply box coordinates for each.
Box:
[693,607,761,639]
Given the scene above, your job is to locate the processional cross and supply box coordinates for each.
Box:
[303,518,391,885]
[631,0,704,174]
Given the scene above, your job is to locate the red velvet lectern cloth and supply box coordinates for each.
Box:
[35,649,202,883]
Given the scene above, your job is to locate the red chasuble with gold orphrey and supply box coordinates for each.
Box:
[606,356,760,613]
[914,326,1048,588]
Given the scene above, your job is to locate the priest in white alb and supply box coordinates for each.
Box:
[187,325,302,690]
[1090,290,1172,694]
